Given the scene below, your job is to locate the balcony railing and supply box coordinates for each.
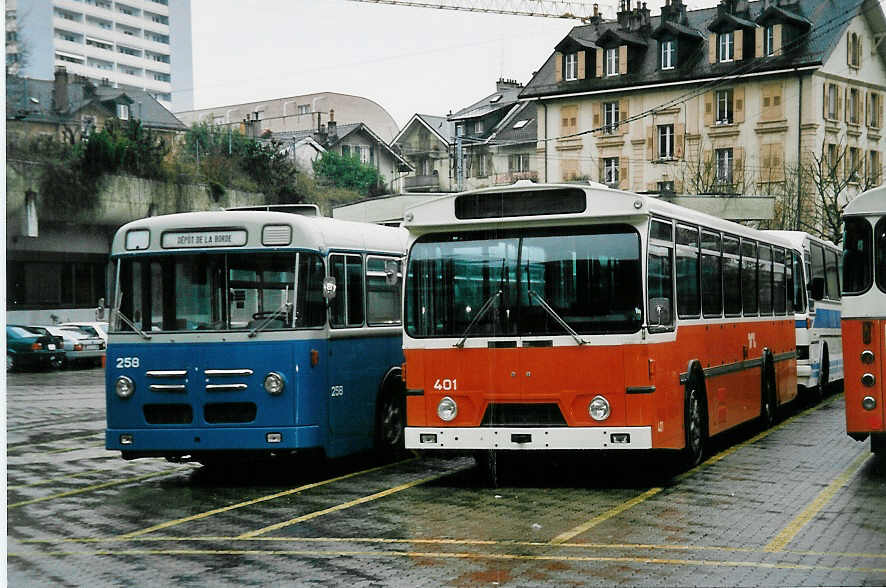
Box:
[404,174,441,191]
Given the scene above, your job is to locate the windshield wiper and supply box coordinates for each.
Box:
[249,286,292,338]
[454,289,503,348]
[112,297,152,340]
[527,289,587,346]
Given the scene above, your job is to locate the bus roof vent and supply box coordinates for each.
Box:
[262,224,292,246]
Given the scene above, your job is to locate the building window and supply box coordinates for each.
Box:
[661,40,675,69]
[297,104,311,115]
[764,25,775,56]
[658,124,674,159]
[718,32,734,62]
[871,92,882,128]
[603,157,619,185]
[508,154,531,172]
[827,83,838,119]
[716,148,733,184]
[564,52,577,81]
[848,147,860,182]
[117,104,130,120]
[605,47,618,76]
[849,87,860,124]
[849,32,860,68]
[716,89,733,124]
[827,143,838,178]
[603,101,619,133]
[870,150,881,185]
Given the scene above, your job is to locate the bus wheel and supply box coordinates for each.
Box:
[818,345,830,398]
[760,358,777,430]
[375,381,405,458]
[683,376,707,469]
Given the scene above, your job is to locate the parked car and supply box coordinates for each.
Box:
[29,326,106,368]
[61,321,108,343]
[6,325,65,372]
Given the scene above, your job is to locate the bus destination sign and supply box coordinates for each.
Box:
[162,230,248,249]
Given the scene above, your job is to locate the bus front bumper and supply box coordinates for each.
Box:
[106,425,322,454]
[405,426,653,450]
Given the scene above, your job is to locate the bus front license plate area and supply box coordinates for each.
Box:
[405,427,652,450]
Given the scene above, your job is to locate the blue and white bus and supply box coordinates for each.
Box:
[766,230,843,396]
[105,210,408,463]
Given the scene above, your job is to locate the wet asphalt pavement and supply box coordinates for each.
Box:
[7,367,886,586]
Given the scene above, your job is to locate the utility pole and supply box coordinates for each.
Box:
[456,132,464,191]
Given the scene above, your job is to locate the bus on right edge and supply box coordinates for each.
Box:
[842,188,886,454]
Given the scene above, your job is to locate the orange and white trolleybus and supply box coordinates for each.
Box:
[842,187,886,454]
[401,182,799,468]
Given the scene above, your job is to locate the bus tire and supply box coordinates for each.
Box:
[818,344,830,398]
[682,371,708,469]
[760,354,777,430]
[375,375,406,459]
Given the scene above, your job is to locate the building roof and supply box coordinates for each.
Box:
[6,74,186,131]
[272,122,413,170]
[449,82,524,122]
[489,102,538,145]
[392,113,456,146]
[520,0,882,100]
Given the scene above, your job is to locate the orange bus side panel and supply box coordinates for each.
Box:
[843,318,885,434]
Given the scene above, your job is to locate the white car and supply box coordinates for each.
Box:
[61,322,109,344]
[31,326,106,367]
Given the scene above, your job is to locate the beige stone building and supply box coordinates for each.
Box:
[175,91,400,144]
[519,0,886,218]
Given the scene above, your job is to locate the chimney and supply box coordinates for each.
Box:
[53,66,69,112]
[328,109,337,140]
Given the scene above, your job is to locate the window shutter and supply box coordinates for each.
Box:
[619,45,628,75]
[619,98,629,134]
[858,38,863,67]
[734,86,745,123]
[596,49,603,77]
[675,123,685,158]
[598,158,604,182]
[647,126,654,160]
[704,92,714,126]
[879,94,883,129]
[774,24,782,54]
[735,29,744,61]
[577,50,586,80]
[593,102,601,129]
[755,27,763,57]
[847,33,852,66]
[762,84,773,120]
[823,83,828,119]
[709,34,717,64]
[836,86,842,121]
[554,51,563,82]
[773,83,783,119]
[866,90,871,126]
[619,156,630,190]
[703,149,712,179]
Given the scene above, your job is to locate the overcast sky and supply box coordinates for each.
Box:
[189,0,720,128]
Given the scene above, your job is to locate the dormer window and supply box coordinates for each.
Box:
[564,52,578,81]
[117,103,130,120]
[718,32,734,62]
[764,25,775,56]
[661,40,675,69]
[848,32,861,68]
[489,94,503,103]
[605,47,619,76]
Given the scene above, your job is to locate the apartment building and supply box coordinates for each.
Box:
[520,0,886,211]
[9,0,193,112]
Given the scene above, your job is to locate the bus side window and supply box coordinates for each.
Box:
[825,248,841,300]
[329,254,365,328]
[296,253,326,328]
[759,244,773,315]
[791,250,806,311]
[366,256,402,326]
[810,243,826,300]
[773,247,786,315]
[701,230,722,318]
[676,224,700,319]
[741,239,758,315]
[647,219,674,331]
[723,235,741,315]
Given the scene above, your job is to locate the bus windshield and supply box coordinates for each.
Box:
[114,252,326,332]
[843,218,873,294]
[405,225,643,338]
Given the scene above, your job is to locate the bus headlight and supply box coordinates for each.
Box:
[437,396,457,421]
[862,373,876,388]
[589,395,611,421]
[264,372,285,395]
[862,396,877,411]
[115,375,135,399]
[861,350,875,365]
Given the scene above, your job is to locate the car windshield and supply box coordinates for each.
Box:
[405,225,643,338]
[113,251,326,333]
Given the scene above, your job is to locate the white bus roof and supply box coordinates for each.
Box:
[763,230,838,251]
[404,183,794,248]
[111,210,407,256]
[843,187,886,217]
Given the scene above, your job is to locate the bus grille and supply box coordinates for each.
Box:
[480,403,566,427]
[204,402,257,424]
[143,403,193,425]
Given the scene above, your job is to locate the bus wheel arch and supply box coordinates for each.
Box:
[819,343,830,396]
[682,361,708,468]
[375,367,406,457]
[760,349,778,429]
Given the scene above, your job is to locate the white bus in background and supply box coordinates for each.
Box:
[766,231,843,397]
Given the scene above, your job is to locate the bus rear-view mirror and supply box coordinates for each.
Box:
[649,297,672,327]
[322,276,337,300]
